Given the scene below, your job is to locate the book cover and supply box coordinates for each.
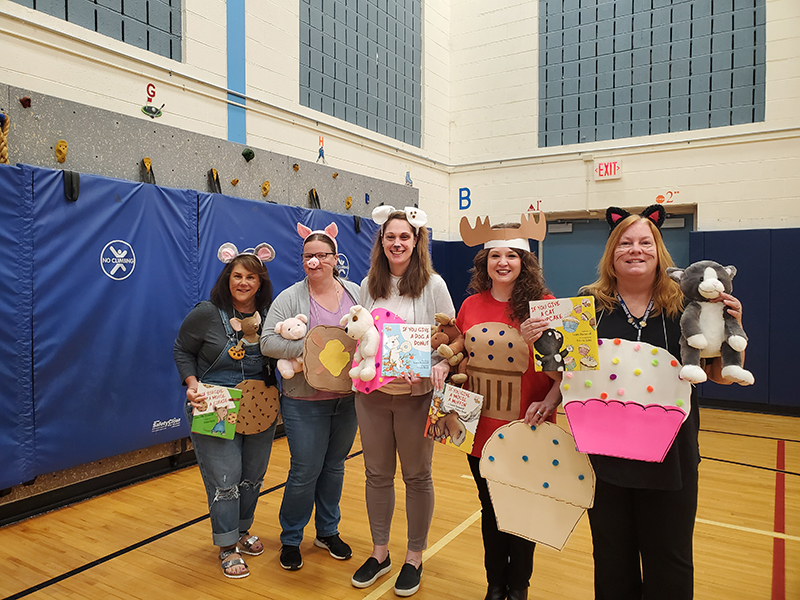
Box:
[425,384,483,453]
[528,296,599,372]
[191,382,242,439]
[381,322,431,378]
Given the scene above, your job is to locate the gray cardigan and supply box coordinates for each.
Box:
[261,276,361,399]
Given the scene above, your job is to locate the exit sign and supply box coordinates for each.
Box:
[594,159,622,180]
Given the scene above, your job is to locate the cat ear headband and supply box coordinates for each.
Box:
[606,204,666,232]
[372,205,428,234]
[297,221,338,253]
[217,242,276,264]
[459,213,547,252]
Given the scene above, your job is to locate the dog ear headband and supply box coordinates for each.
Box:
[372,205,428,234]
[459,213,547,252]
[297,222,339,253]
[606,204,666,232]
[217,242,276,264]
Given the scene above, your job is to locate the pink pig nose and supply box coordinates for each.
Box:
[307,257,320,268]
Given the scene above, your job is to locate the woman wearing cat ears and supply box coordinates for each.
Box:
[350,206,456,597]
[173,242,277,579]
[579,205,744,600]
[261,222,361,572]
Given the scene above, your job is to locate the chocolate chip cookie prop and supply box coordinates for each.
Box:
[561,338,691,462]
[480,420,595,551]
[303,324,358,393]
[462,322,529,421]
[235,379,280,435]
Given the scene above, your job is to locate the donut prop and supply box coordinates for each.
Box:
[561,338,692,463]
[480,421,595,551]
[303,325,358,393]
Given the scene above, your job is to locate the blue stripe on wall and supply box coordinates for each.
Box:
[227,0,246,144]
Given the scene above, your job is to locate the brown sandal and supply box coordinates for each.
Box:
[220,547,250,579]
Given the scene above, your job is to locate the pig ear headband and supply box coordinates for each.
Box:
[217,242,276,264]
[606,204,665,232]
[372,205,428,234]
[297,222,339,253]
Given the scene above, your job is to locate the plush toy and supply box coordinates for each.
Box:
[667,260,754,385]
[228,312,262,360]
[339,304,380,382]
[274,314,308,379]
[533,329,573,371]
[430,313,467,384]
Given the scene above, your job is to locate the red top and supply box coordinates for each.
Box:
[456,290,557,457]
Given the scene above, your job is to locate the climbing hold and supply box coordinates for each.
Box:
[262,181,271,197]
[0,112,9,165]
[139,158,156,184]
[208,168,222,193]
[19,97,31,108]
[332,172,339,179]
[230,178,239,186]
[293,163,299,172]
[345,196,352,210]
[308,188,320,209]
[242,148,255,162]
[55,140,68,163]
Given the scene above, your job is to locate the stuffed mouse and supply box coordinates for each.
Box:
[667,260,754,385]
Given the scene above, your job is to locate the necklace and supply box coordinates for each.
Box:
[616,293,653,341]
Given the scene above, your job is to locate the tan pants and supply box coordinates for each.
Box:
[355,389,434,552]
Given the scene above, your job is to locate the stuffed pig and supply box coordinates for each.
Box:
[667,260,754,385]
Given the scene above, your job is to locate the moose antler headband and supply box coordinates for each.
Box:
[459,213,547,252]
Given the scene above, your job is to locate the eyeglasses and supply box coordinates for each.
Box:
[301,252,336,261]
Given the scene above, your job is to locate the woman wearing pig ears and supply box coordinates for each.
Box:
[261,223,361,572]
[350,206,455,597]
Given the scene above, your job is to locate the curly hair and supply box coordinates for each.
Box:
[209,254,273,314]
[580,214,683,318]
[468,246,551,324]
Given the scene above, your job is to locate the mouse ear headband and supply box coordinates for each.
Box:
[217,242,276,264]
[606,204,665,232]
[297,222,339,253]
[372,205,428,234]
[459,213,547,252]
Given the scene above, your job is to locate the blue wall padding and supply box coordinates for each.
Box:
[689,229,772,406]
[31,171,199,475]
[0,165,35,489]
[431,239,480,312]
[768,229,799,408]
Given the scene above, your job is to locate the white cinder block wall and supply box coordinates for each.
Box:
[0,0,798,238]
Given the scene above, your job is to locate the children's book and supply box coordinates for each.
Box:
[380,323,431,378]
[424,384,483,453]
[191,382,242,440]
[528,296,599,372]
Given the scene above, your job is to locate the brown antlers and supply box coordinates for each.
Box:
[459,213,546,247]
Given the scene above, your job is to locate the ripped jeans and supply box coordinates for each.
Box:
[187,403,277,547]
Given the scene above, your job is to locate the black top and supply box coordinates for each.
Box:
[590,306,700,491]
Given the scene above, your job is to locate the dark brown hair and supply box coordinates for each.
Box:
[468,245,551,324]
[367,211,434,299]
[210,254,273,314]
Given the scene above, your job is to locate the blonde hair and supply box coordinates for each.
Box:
[367,211,434,299]
[580,215,683,318]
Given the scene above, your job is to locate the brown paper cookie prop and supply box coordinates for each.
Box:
[303,325,357,393]
[463,322,529,420]
[235,380,279,434]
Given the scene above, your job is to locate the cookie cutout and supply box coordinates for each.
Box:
[235,380,279,435]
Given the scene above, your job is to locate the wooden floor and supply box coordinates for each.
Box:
[1,408,798,600]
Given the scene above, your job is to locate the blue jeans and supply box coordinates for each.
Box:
[187,402,277,548]
[279,395,358,546]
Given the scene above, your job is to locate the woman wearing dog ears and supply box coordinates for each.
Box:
[173,243,278,579]
[350,206,455,597]
[455,216,561,600]
[579,206,745,600]
[261,223,361,572]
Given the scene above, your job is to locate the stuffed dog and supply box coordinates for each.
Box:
[667,260,754,385]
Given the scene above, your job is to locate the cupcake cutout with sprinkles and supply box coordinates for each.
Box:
[561,338,692,463]
[479,420,595,551]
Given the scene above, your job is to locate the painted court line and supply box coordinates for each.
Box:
[361,509,482,600]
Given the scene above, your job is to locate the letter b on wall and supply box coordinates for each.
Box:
[459,187,471,210]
